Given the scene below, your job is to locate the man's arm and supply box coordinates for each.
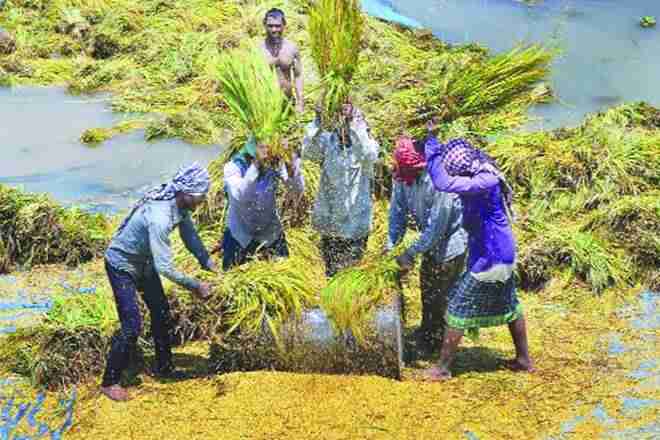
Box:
[404,193,452,260]
[224,161,259,202]
[387,182,408,251]
[350,112,379,167]
[302,120,331,164]
[279,154,305,194]
[148,218,201,291]
[179,212,213,270]
[292,45,304,113]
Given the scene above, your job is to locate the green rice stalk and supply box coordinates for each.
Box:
[308,0,364,128]
[214,47,293,159]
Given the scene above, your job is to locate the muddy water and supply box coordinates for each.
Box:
[0,87,222,212]
[387,0,660,129]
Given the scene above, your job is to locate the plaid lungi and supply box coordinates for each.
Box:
[446,272,523,331]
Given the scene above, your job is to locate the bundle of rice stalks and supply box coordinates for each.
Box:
[308,0,365,128]
[184,228,323,346]
[0,185,110,273]
[518,223,631,293]
[433,44,553,121]
[30,327,108,390]
[45,293,117,332]
[214,47,293,159]
[586,192,660,269]
[319,254,401,344]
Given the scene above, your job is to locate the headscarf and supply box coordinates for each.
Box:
[114,162,210,236]
[440,138,515,221]
[392,136,426,185]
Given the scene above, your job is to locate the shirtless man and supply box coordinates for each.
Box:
[260,8,304,113]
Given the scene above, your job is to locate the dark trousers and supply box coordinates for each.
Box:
[102,260,173,387]
[418,253,466,343]
[319,235,368,278]
[221,228,289,271]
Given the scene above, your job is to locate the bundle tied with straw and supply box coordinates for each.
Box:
[215,47,293,160]
[308,0,365,128]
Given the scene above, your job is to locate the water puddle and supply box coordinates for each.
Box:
[0,87,222,213]
[387,0,660,129]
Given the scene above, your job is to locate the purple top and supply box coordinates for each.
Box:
[425,136,516,274]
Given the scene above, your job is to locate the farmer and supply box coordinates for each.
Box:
[219,137,304,270]
[261,8,305,113]
[302,98,380,277]
[386,135,467,356]
[423,120,534,380]
[101,163,216,402]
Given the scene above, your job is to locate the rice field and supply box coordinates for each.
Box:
[0,0,658,439]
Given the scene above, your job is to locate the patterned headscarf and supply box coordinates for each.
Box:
[392,136,426,185]
[114,163,210,235]
[440,138,515,221]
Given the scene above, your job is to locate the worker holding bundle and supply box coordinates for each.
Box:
[304,0,379,277]
[303,99,379,277]
[221,136,304,270]
[386,135,467,356]
[423,119,534,380]
[101,163,215,402]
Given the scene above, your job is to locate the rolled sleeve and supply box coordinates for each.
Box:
[224,161,260,202]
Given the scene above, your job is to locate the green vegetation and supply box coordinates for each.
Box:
[214,47,293,158]
[640,16,656,28]
[0,185,111,273]
[308,0,365,128]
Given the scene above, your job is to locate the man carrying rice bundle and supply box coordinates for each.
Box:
[422,120,535,381]
[220,136,304,270]
[386,135,467,356]
[303,98,380,277]
[101,163,216,401]
[260,8,305,114]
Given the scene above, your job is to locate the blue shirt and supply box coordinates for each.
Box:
[387,172,467,264]
[105,199,211,291]
[224,155,304,249]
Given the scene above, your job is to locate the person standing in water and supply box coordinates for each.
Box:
[386,135,467,356]
[220,137,304,270]
[260,8,304,114]
[302,98,380,277]
[101,163,216,401]
[423,120,534,380]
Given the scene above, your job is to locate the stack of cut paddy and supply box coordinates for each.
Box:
[308,0,365,128]
[487,102,660,292]
[0,185,110,273]
[214,46,293,160]
[434,44,554,121]
[208,226,406,380]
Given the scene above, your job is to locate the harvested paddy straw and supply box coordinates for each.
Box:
[308,0,364,128]
[0,185,110,273]
[319,255,400,344]
[214,46,293,159]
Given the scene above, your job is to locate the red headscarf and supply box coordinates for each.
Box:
[392,136,426,185]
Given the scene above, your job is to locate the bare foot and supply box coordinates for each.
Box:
[504,358,535,373]
[100,385,131,402]
[423,365,452,382]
